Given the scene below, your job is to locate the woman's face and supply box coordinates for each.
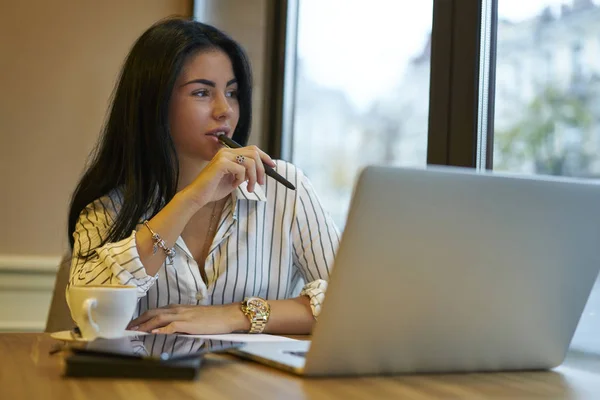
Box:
[169,49,240,163]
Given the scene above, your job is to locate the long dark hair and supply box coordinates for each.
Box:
[68,18,253,249]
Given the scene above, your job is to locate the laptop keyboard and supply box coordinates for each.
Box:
[285,350,307,358]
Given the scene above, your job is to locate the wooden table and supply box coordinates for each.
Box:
[2,333,600,399]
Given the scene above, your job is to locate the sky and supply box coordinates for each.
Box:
[297,0,600,111]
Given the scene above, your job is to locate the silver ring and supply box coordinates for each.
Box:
[236,155,246,165]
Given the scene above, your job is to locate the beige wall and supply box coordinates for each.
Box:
[199,0,271,149]
[0,0,192,256]
[0,0,274,331]
[0,0,273,259]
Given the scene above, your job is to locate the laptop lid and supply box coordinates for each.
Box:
[303,166,600,376]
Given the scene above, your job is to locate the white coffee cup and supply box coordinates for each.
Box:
[67,285,138,340]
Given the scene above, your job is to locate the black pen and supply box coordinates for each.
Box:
[217,134,296,190]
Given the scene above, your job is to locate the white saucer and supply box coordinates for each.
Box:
[50,330,145,342]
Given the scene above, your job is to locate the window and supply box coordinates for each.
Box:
[493,0,600,353]
[279,0,599,354]
[288,0,434,228]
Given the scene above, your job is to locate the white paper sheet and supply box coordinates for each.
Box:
[185,333,298,342]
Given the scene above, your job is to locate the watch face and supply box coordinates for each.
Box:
[246,297,269,314]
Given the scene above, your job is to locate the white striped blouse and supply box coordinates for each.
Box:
[68,161,340,320]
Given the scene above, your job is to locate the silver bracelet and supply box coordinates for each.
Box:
[143,220,176,264]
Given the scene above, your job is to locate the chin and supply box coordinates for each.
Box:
[203,147,221,162]
[199,140,222,159]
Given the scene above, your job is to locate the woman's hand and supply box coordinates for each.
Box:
[127,303,249,334]
[182,145,276,208]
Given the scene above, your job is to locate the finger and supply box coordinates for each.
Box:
[128,307,176,330]
[151,321,183,334]
[236,155,257,192]
[151,324,174,334]
[153,321,198,335]
[213,155,245,186]
[223,159,246,188]
[128,312,157,330]
[253,146,276,168]
[243,146,266,186]
[137,313,182,333]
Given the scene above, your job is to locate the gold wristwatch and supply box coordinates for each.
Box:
[241,297,271,334]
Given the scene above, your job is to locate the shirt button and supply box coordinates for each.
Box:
[195,292,203,300]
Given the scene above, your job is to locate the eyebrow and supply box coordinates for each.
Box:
[181,78,238,87]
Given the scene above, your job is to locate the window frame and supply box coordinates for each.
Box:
[267,0,498,170]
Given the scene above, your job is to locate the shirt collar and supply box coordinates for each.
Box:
[233,181,267,202]
[172,183,266,261]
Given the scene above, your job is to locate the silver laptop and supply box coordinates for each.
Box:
[231,165,600,376]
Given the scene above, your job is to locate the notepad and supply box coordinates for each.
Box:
[186,334,298,342]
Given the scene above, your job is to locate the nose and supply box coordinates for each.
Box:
[212,93,233,121]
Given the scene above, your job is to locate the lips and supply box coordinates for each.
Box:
[205,127,231,137]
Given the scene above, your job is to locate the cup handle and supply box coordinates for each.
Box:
[82,298,100,334]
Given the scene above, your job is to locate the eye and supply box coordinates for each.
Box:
[192,89,210,98]
[226,89,238,98]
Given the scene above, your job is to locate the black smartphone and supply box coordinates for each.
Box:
[68,333,243,363]
[64,334,244,379]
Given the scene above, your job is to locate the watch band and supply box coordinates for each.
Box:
[242,297,271,334]
[248,314,268,334]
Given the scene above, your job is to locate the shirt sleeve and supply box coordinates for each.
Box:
[68,194,157,298]
[291,169,340,318]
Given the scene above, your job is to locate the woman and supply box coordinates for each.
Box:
[67,18,339,335]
